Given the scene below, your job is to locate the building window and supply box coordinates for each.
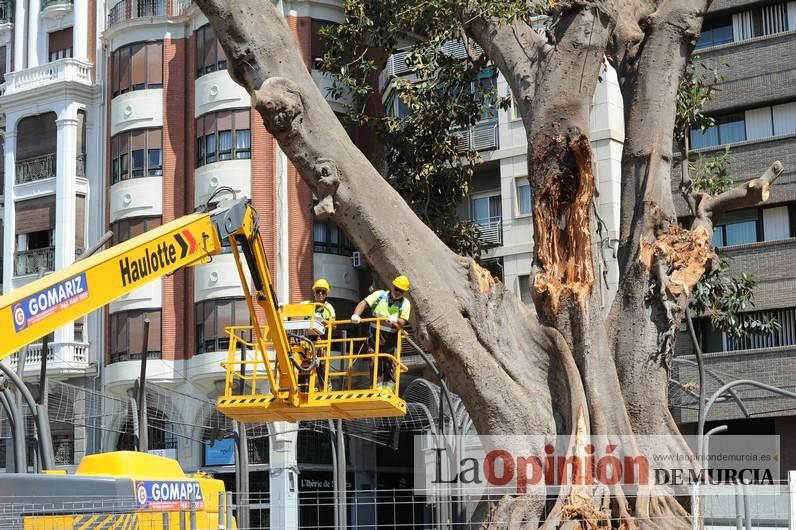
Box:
[690,112,746,149]
[696,3,790,49]
[311,19,336,65]
[313,220,354,256]
[471,193,501,224]
[109,309,162,364]
[471,193,502,246]
[194,24,227,78]
[0,46,6,84]
[712,208,760,247]
[518,275,533,306]
[695,16,733,49]
[385,94,411,119]
[111,217,162,245]
[111,129,163,184]
[195,110,251,168]
[195,298,250,354]
[48,28,73,62]
[111,41,163,97]
[150,414,178,451]
[733,2,789,41]
[698,306,796,353]
[515,177,532,216]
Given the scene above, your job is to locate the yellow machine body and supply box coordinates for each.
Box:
[10,452,234,529]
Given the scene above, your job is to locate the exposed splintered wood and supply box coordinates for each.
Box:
[640,223,713,298]
[471,261,498,294]
[532,134,596,312]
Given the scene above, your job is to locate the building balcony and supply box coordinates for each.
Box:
[41,0,73,19]
[15,153,86,184]
[15,247,55,276]
[107,0,191,27]
[3,340,91,375]
[16,153,55,183]
[378,40,480,93]
[0,58,93,97]
[475,216,503,247]
[454,121,499,153]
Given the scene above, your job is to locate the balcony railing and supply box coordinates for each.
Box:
[454,121,499,153]
[378,40,483,92]
[109,350,162,364]
[43,0,73,6]
[16,153,56,183]
[107,0,190,27]
[0,1,13,23]
[15,153,87,183]
[15,247,55,276]
[475,216,503,247]
[2,58,92,96]
[4,341,90,372]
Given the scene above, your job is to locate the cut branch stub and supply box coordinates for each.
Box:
[313,158,341,219]
[532,134,596,313]
[253,77,304,139]
[705,160,784,216]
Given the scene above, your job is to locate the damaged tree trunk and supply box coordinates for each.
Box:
[195,0,784,528]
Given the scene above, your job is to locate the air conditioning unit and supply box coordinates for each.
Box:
[351,251,363,269]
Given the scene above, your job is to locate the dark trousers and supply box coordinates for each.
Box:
[367,326,398,383]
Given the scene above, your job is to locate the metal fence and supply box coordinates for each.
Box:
[3,486,785,529]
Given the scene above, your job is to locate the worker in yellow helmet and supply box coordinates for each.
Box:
[301,278,336,390]
[303,278,336,324]
[351,275,411,391]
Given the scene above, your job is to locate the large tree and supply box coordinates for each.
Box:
[195,0,783,527]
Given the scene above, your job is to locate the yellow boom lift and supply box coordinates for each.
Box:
[0,196,407,422]
[0,196,407,527]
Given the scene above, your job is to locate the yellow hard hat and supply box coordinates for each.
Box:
[392,275,410,291]
[312,278,330,292]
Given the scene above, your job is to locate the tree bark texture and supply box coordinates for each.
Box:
[195,1,784,527]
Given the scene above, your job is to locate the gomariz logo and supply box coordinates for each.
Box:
[13,272,89,332]
[135,480,205,511]
[119,230,198,287]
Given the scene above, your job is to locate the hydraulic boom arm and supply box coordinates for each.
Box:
[0,198,288,372]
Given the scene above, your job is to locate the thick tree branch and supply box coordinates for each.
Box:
[463,15,549,121]
[701,160,785,217]
[609,0,709,444]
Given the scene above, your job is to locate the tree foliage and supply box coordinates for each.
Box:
[317,1,538,255]
[675,57,778,342]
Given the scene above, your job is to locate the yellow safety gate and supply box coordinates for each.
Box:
[217,304,408,422]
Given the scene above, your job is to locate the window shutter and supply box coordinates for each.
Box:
[745,107,773,140]
[15,196,56,234]
[773,101,796,136]
[131,43,146,87]
[147,42,163,85]
[763,206,790,241]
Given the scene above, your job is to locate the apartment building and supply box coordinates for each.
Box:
[671,0,796,469]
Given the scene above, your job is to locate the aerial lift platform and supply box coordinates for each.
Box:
[0,196,407,423]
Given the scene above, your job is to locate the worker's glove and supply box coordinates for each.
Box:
[350,314,361,324]
[388,314,399,325]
